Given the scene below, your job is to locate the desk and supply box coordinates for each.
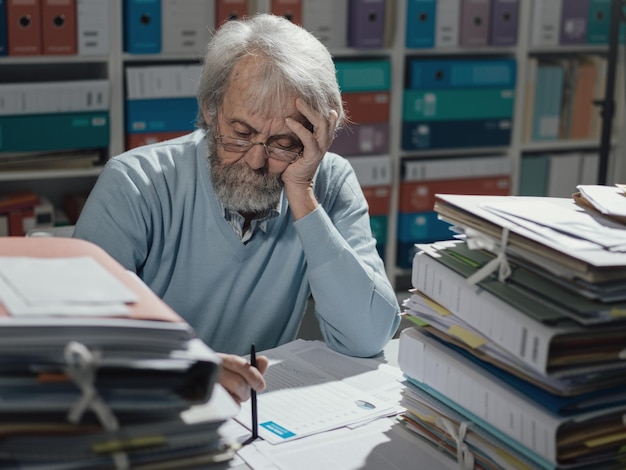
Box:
[226,338,456,470]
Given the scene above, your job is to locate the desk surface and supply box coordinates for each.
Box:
[228,338,456,470]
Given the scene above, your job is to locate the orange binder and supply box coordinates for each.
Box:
[41,0,77,55]
[126,130,189,150]
[568,59,597,140]
[8,207,35,236]
[6,0,42,55]
[215,0,248,28]
[362,185,391,216]
[0,190,39,213]
[342,91,390,124]
[399,175,511,213]
[271,0,301,25]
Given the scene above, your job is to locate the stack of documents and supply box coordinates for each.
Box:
[397,192,626,469]
[0,237,233,469]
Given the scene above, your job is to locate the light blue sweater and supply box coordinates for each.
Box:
[74,130,400,357]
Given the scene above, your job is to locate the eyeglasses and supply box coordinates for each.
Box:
[215,132,304,163]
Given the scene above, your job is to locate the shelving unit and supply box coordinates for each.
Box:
[1,0,623,290]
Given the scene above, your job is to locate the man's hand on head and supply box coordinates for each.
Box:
[283,99,339,220]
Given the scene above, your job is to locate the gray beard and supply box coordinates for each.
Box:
[207,135,283,214]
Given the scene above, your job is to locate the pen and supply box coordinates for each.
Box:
[250,342,258,440]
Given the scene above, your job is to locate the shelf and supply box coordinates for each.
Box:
[0,55,110,65]
[0,167,103,182]
[522,139,602,153]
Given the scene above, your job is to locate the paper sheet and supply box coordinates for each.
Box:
[235,340,403,445]
[0,256,137,316]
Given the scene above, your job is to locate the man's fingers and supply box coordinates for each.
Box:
[216,353,269,403]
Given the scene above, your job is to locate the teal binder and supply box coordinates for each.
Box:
[334,59,391,92]
[531,63,564,141]
[0,112,110,152]
[519,154,550,196]
[402,88,515,121]
[586,0,611,44]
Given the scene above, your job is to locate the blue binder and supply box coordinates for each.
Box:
[123,0,162,54]
[397,211,453,243]
[0,0,7,56]
[406,58,517,89]
[125,97,198,133]
[401,119,512,150]
[405,0,436,48]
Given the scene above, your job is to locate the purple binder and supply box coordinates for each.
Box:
[490,0,519,46]
[330,122,390,156]
[560,0,590,44]
[348,0,386,48]
[459,0,491,47]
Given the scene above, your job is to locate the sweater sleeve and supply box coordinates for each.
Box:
[293,156,401,357]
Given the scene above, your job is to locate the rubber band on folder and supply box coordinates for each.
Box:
[64,341,129,470]
[465,227,512,285]
[437,417,475,470]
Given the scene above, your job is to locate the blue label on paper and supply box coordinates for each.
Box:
[260,421,296,439]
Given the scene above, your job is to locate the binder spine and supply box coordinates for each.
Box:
[410,251,554,373]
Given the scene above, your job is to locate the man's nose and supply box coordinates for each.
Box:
[243,142,268,170]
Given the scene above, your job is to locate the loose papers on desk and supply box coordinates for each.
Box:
[235,339,403,445]
[574,184,626,222]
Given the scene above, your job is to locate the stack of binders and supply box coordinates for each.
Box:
[0,237,236,469]
[396,190,626,469]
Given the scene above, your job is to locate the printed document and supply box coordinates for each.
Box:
[235,339,403,445]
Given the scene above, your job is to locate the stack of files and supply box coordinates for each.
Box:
[405,0,519,49]
[0,79,110,153]
[398,327,626,469]
[346,155,392,261]
[125,64,202,149]
[401,57,516,150]
[397,379,548,470]
[0,237,233,469]
[331,59,391,156]
[395,191,626,469]
[433,193,626,284]
[396,155,511,269]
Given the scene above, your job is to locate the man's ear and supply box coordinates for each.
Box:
[201,105,213,126]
